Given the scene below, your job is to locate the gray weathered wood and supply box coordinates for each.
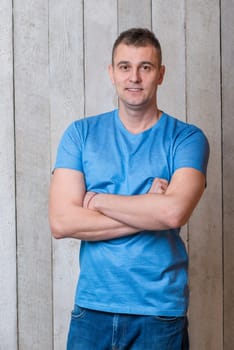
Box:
[118,0,152,31]
[222,1,234,349]
[0,1,17,349]
[152,0,186,120]
[152,1,188,246]
[84,0,118,116]
[49,1,84,348]
[186,1,223,349]
[14,1,52,349]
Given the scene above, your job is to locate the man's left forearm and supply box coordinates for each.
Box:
[90,192,172,231]
[88,168,206,231]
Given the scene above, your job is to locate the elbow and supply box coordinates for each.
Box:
[49,217,68,239]
[51,230,64,240]
[162,207,189,229]
[167,215,187,229]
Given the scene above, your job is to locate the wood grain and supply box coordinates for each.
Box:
[14,0,52,348]
[49,1,84,348]
[222,0,234,349]
[186,1,223,349]
[0,1,17,349]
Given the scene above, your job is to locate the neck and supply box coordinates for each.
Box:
[118,105,162,134]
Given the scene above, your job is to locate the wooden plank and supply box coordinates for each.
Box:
[49,1,84,348]
[152,1,188,246]
[0,1,17,349]
[186,1,223,349]
[13,1,52,349]
[118,0,151,31]
[152,1,186,120]
[84,0,118,116]
[221,0,234,348]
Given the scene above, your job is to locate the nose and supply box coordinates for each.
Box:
[129,68,141,83]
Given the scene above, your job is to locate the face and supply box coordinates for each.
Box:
[109,43,165,111]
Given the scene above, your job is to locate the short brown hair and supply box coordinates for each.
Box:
[112,28,162,66]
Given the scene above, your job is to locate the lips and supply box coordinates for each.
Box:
[125,88,143,91]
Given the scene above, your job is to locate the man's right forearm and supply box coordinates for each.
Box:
[49,169,140,241]
[49,170,168,241]
[50,204,139,241]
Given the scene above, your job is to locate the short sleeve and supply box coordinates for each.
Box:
[173,126,210,176]
[54,121,84,173]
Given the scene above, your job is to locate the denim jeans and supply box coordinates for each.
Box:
[67,305,189,350]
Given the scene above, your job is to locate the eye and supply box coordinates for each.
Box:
[141,64,151,71]
[119,64,130,71]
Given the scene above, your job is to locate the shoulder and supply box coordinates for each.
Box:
[163,113,209,146]
[162,112,199,131]
[68,109,116,134]
[61,109,116,140]
[76,109,116,126]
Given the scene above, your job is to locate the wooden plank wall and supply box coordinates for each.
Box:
[0,1,233,349]
[186,2,223,349]
[222,0,234,347]
[49,1,84,348]
[0,1,17,349]
[13,1,52,349]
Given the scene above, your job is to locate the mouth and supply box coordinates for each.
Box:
[125,88,143,92]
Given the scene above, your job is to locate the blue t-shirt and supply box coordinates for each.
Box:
[54,109,209,316]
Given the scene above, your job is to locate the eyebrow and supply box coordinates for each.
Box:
[116,61,130,66]
[116,61,156,67]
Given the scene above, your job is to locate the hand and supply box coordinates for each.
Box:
[83,191,98,209]
[148,178,168,194]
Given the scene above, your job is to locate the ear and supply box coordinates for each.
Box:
[158,65,165,85]
[108,64,115,85]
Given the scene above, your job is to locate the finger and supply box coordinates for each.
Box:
[83,191,95,208]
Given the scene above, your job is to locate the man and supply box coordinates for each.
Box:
[49,28,209,350]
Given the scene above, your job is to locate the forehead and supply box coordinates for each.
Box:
[113,43,159,66]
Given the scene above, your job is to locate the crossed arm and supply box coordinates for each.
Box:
[49,167,206,241]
